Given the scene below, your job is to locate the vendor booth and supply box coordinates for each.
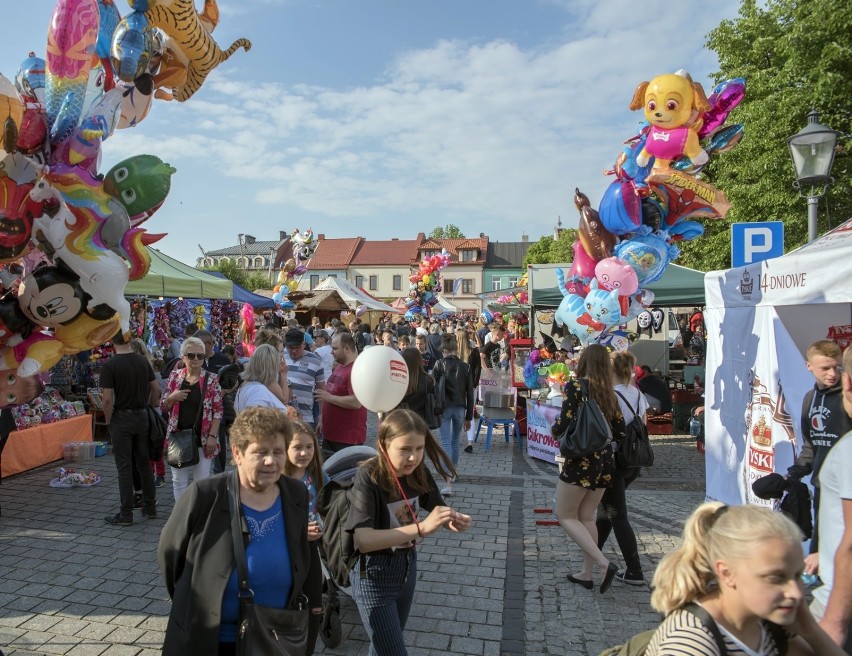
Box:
[314,277,398,313]
[125,248,234,299]
[703,219,852,505]
[206,271,277,310]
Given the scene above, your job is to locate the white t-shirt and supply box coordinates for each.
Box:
[613,383,649,423]
[813,430,852,608]
[314,345,334,383]
[234,381,287,413]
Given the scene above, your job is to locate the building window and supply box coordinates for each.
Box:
[492,278,502,291]
[508,276,519,287]
[369,275,378,291]
[444,278,454,295]
[253,257,264,268]
[309,275,319,289]
[393,275,402,291]
[462,279,474,294]
[422,250,438,259]
[355,275,364,288]
[460,249,476,262]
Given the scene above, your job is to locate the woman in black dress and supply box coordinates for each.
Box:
[551,344,626,593]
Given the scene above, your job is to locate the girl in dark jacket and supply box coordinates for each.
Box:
[395,347,435,424]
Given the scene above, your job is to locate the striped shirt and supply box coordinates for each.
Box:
[645,607,786,656]
[284,350,324,424]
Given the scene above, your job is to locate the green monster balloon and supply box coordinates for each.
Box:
[103,154,176,224]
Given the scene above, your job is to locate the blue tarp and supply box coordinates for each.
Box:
[205,271,276,309]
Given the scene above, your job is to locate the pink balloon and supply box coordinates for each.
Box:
[699,77,746,139]
[595,257,639,296]
[568,240,596,279]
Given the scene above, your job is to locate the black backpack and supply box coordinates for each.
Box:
[614,390,654,469]
[315,478,362,588]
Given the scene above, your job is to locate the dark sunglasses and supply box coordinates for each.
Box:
[184,353,205,360]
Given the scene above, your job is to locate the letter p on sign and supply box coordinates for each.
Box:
[731,222,785,268]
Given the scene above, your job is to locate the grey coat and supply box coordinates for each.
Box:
[158,473,321,655]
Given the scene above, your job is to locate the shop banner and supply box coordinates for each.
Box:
[526,402,561,463]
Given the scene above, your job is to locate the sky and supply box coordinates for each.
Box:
[1,0,743,265]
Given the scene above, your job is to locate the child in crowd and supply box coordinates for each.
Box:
[283,420,328,656]
[345,409,473,656]
[645,502,843,655]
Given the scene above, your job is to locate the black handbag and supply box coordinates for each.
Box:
[424,378,442,430]
[228,470,309,656]
[166,373,206,469]
[614,390,655,469]
[147,407,168,461]
[559,379,613,459]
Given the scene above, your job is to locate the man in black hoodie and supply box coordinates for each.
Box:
[788,340,852,555]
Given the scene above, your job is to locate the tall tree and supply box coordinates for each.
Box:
[523,228,579,265]
[429,224,466,239]
[678,0,851,271]
[201,260,248,288]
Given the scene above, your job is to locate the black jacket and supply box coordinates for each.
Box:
[432,356,474,421]
[158,473,321,655]
[788,382,852,486]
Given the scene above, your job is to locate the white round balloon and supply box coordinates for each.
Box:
[351,345,409,413]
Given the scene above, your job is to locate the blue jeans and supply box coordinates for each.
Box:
[439,404,466,466]
[351,550,417,656]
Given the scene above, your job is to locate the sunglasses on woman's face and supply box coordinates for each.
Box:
[184,353,205,360]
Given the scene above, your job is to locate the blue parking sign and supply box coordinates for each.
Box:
[731,222,784,267]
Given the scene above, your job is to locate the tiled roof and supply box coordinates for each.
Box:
[307,237,363,269]
[205,240,284,256]
[350,237,424,266]
[486,241,533,268]
[419,238,488,264]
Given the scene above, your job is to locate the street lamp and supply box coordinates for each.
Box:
[788,109,838,242]
[268,246,276,284]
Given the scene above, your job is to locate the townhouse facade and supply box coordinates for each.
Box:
[197,231,532,314]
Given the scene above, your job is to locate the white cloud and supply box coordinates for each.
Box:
[108,0,742,253]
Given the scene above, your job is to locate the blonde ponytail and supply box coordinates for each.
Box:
[650,502,802,615]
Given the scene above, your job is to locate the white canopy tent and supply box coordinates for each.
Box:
[703,219,852,505]
[313,277,398,313]
[434,294,461,314]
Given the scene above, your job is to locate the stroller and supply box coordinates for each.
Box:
[316,445,376,649]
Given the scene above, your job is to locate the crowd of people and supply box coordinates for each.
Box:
[95,312,852,655]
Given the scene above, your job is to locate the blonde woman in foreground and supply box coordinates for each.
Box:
[644,502,844,655]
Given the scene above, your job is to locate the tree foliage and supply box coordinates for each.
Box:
[523,228,579,266]
[429,224,466,239]
[200,260,273,291]
[678,0,851,271]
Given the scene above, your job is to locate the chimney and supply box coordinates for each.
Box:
[244,235,256,245]
[279,230,288,241]
[416,232,425,242]
[318,234,326,240]
[391,238,399,241]
[521,234,529,243]
[479,232,485,239]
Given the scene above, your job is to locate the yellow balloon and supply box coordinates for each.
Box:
[422,274,431,285]
[277,271,287,284]
[288,279,298,292]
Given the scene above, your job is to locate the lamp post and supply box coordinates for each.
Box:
[268,246,276,284]
[787,109,838,242]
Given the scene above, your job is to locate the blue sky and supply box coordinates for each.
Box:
[2,0,742,265]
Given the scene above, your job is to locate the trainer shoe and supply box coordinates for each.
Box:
[154,476,165,488]
[615,570,645,586]
[440,486,453,497]
[464,444,473,453]
[104,513,133,526]
[142,507,158,519]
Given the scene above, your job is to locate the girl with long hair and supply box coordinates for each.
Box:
[395,347,435,424]
[550,344,625,593]
[283,420,327,656]
[645,502,844,655]
[345,409,473,656]
[596,349,649,586]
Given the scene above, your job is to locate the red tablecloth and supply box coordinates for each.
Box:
[1,415,93,477]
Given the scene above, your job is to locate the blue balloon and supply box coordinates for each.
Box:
[599,180,642,236]
[272,292,284,304]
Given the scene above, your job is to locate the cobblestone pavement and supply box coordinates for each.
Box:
[0,419,706,655]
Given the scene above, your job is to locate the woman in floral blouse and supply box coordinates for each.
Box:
[161,337,224,502]
[551,344,627,594]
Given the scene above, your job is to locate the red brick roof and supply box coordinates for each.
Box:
[351,237,424,266]
[418,238,488,264]
[307,237,363,269]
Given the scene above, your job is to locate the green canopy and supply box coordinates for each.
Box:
[125,248,234,299]
[532,263,705,307]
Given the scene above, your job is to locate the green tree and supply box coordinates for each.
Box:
[201,259,248,288]
[679,0,851,271]
[429,224,466,239]
[523,228,579,265]
[246,272,273,291]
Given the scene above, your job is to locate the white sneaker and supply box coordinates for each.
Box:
[440,486,453,497]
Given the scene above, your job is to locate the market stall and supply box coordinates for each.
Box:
[703,218,852,505]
